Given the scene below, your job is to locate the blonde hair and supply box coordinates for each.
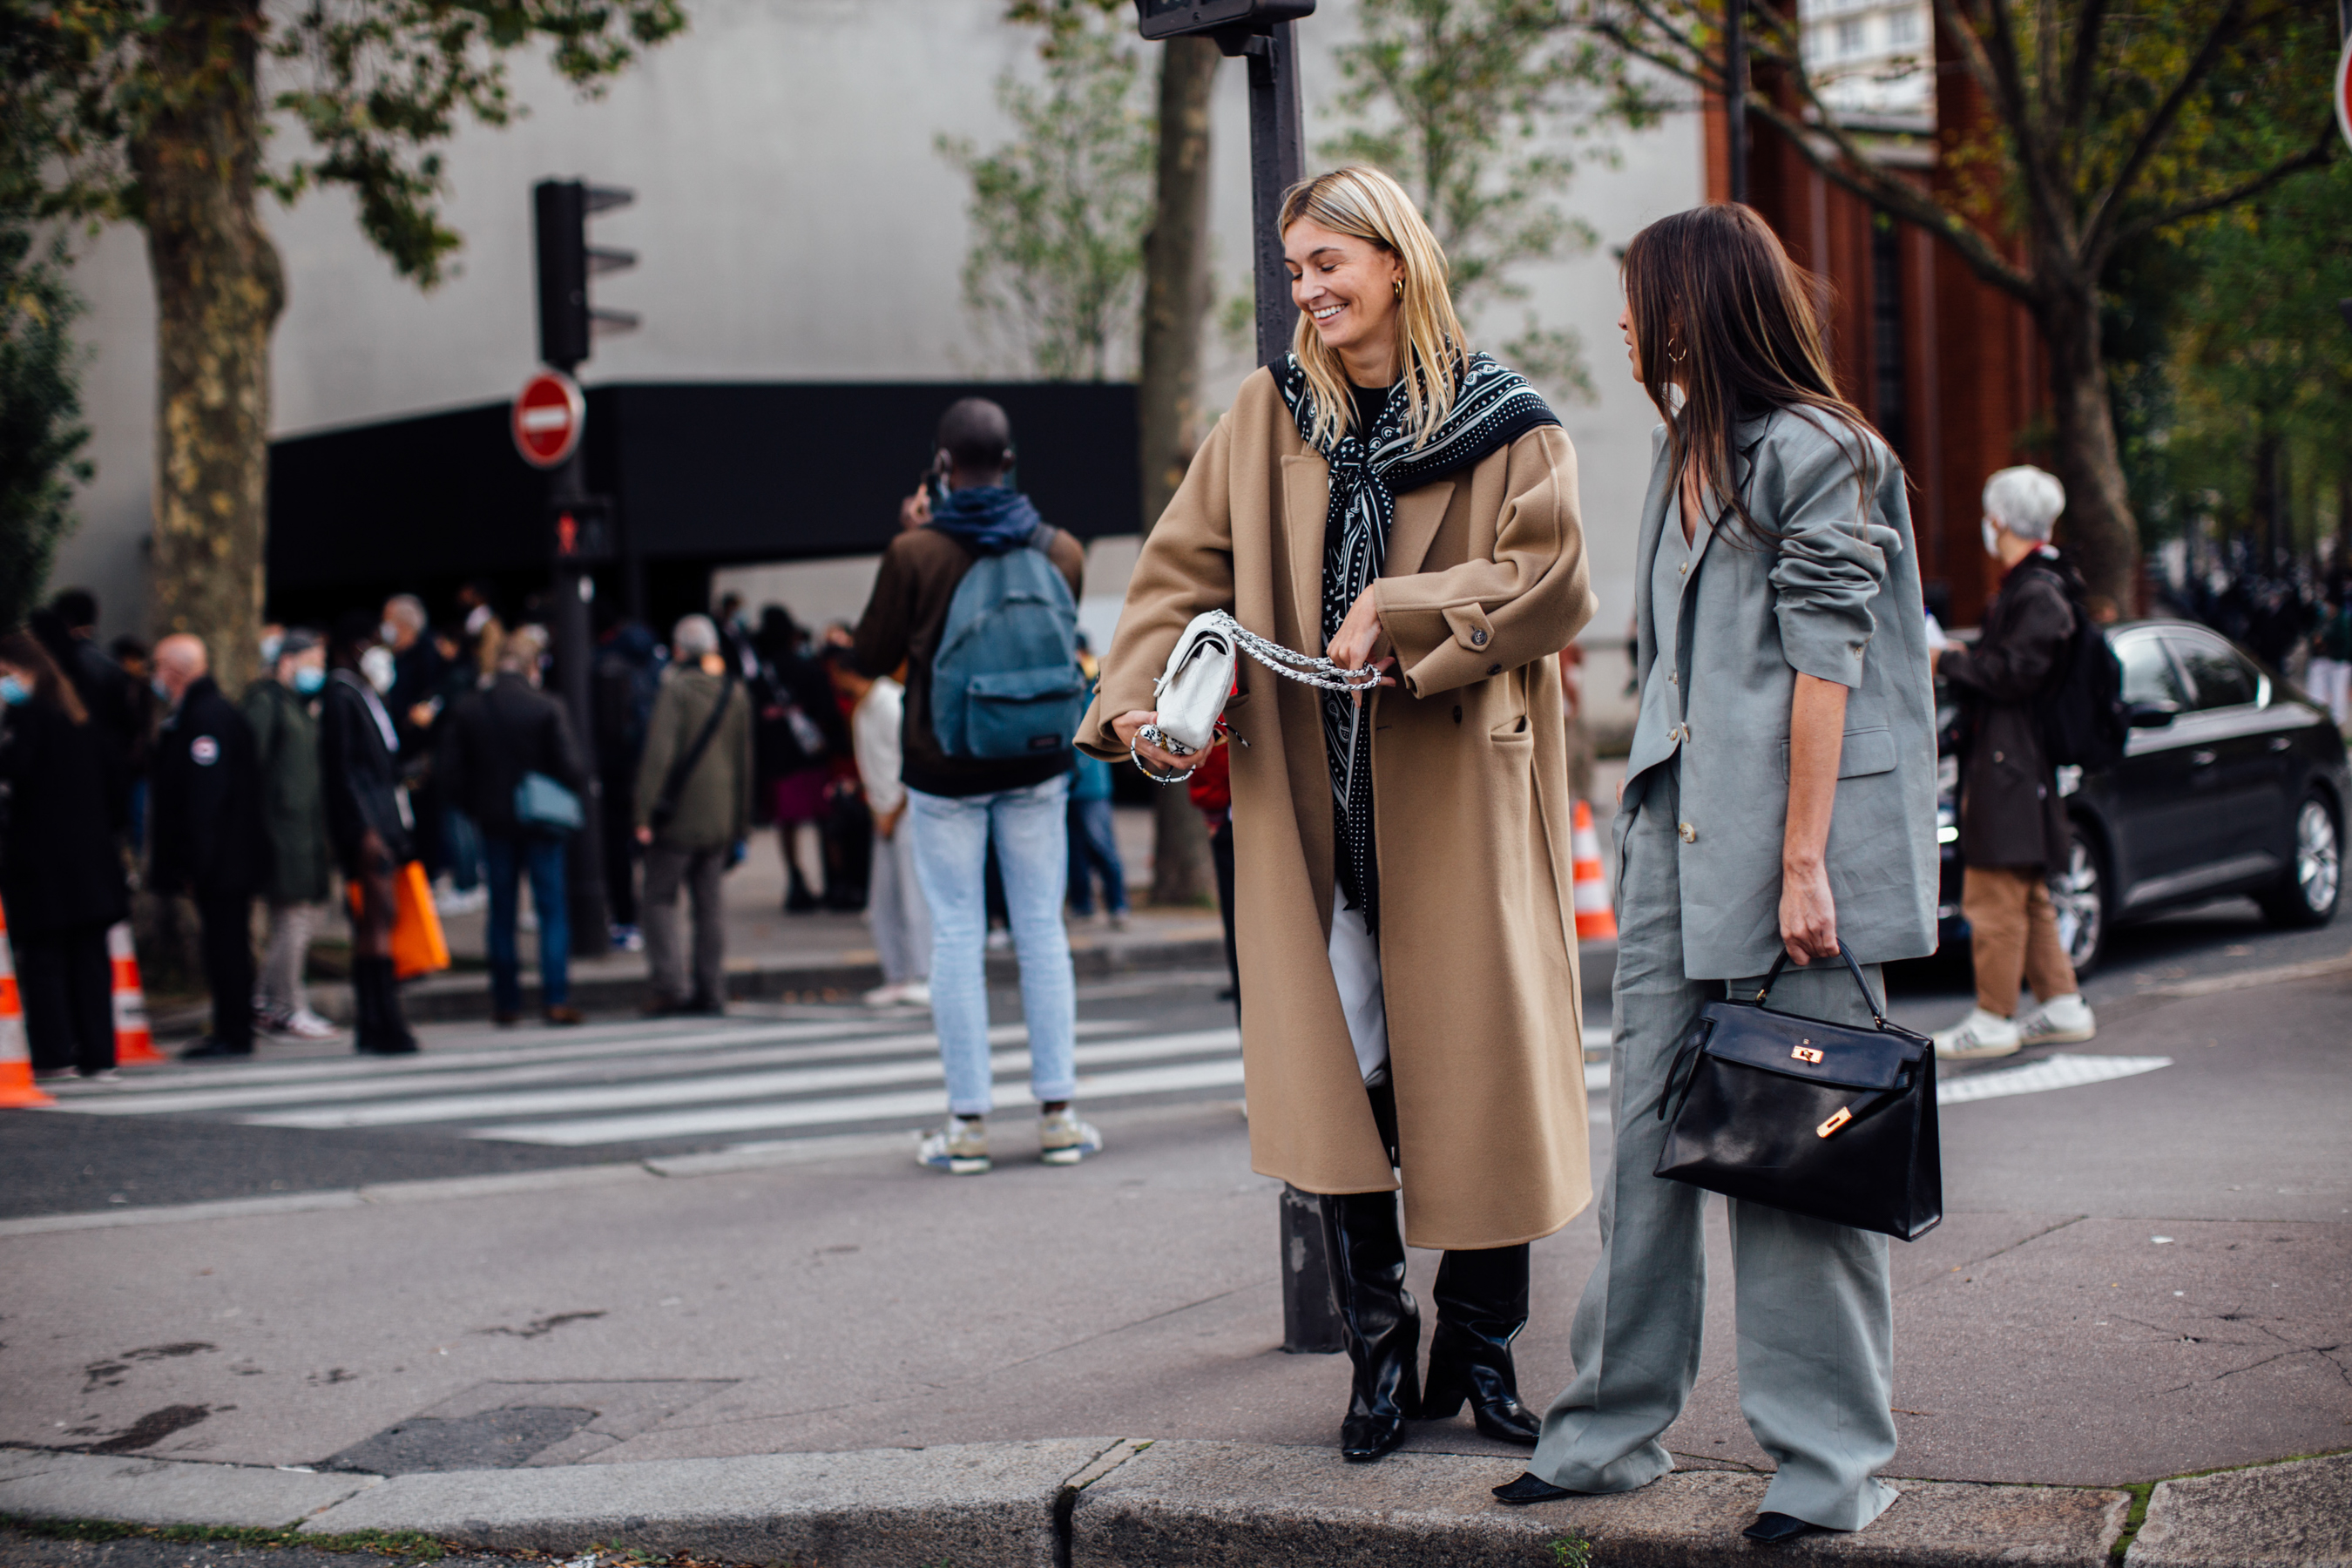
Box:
[1279,165,1468,450]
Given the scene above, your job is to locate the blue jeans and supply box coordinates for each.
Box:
[908,775,1077,1116]
[443,808,484,893]
[483,832,570,1012]
[1065,797,1127,916]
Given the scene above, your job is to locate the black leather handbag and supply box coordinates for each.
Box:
[1652,943,1943,1240]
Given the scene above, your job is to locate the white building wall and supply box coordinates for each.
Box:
[58,0,1701,734]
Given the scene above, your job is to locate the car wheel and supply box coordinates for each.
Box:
[2259,792,2342,929]
[2048,823,2108,977]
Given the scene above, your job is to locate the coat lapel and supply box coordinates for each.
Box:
[1280,454,1328,647]
[1382,479,1456,584]
[1632,430,1673,675]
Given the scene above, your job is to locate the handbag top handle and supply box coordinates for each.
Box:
[1751,941,1884,1026]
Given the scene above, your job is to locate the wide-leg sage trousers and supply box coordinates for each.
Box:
[1530,760,1900,1531]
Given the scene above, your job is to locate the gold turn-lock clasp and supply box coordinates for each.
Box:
[1816,1107,1853,1139]
[1792,1045,1825,1064]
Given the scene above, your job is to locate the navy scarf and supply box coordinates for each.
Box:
[1276,351,1558,933]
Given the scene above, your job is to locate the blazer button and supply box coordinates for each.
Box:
[1679,821,1698,843]
[1667,671,1676,685]
[1470,628,1488,646]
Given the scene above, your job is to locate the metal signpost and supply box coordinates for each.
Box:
[529,178,638,963]
[1132,0,1343,1356]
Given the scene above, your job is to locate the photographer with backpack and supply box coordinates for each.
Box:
[1930,466,2103,1060]
[852,397,1099,1174]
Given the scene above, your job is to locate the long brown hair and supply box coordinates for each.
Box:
[0,630,89,724]
[1621,203,1886,543]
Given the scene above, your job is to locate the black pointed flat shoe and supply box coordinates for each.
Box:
[1492,1472,1578,1505]
[1743,1512,1828,1545]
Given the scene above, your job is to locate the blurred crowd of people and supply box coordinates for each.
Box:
[0,576,1157,1074]
[2164,561,2352,729]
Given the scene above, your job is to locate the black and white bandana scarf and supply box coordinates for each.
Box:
[1275,350,1559,935]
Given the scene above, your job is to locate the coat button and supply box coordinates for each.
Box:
[1470,628,1488,646]
[1679,821,1697,843]
[1488,663,1503,676]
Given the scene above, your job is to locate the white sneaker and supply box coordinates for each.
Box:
[280,1008,341,1041]
[1934,1007,2023,1061]
[862,982,903,1008]
[919,1117,990,1174]
[1038,1109,1103,1166]
[435,885,488,916]
[2016,992,2097,1045]
[863,981,929,1009]
[896,981,930,1010]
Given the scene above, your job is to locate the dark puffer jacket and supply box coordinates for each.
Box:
[1939,549,2078,870]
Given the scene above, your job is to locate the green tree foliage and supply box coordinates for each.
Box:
[1323,0,1664,400]
[1571,0,2338,611]
[0,226,90,632]
[942,2,1156,380]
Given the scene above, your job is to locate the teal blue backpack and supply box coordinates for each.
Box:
[930,526,1088,760]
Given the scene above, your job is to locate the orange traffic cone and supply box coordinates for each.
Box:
[1571,799,1618,942]
[0,898,56,1107]
[108,923,164,1065]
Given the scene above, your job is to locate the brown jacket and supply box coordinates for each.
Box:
[1941,551,2076,869]
[1078,368,1598,1250]
[854,521,1085,798]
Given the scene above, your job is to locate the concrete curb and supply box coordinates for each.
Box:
[0,1449,378,1530]
[0,1438,2140,1568]
[2126,1451,2352,1568]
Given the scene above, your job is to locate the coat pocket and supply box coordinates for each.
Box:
[1775,724,1896,781]
[1489,713,1533,744]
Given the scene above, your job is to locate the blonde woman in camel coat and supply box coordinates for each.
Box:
[1077,166,1596,1464]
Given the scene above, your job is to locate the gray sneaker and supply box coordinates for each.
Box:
[919,1117,990,1175]
[1038,1110,1103,1166]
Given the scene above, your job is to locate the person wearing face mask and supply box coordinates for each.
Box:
[243,629,340,1040]
[1079,165,1596,1464]
[321,612,420,1055]
[149,634,267,1061]
[1927,466,2098,1060]
[0,630,128,1079]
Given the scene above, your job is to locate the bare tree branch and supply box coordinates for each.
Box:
[2107,129,2337,251]
[2079,0,2250,260]
[1744,96,2036,300]
[2058,0,2109,139]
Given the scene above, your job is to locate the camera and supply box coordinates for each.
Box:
[1132,0,1314,42]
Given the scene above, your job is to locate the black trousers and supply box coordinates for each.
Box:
[194,890,256,1048]
[17,921,115,1073]
[1210,815,1240,1004]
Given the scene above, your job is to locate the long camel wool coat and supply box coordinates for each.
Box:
[1077,368,1598,1250]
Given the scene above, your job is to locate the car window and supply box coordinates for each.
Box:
[2167,633,2261,710]
[2115,634,2186,708]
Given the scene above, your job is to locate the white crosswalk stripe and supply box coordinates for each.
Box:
[35,1017,1245,1150]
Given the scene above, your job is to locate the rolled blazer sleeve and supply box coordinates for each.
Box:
[1375,424,1596,700]
[1765,422,1901,690]
[1075,409,1240,760]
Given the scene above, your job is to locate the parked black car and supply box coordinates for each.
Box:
[1937,618,2347,973]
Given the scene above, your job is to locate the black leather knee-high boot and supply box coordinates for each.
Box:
[1421,1242,1540,1444]
[1320,1188,1420,1463]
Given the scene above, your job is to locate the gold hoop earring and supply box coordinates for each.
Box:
[1666,337,1686,365]
[1394,277,1405,300]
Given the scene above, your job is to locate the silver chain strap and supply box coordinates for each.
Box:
[1205,611,1383,693]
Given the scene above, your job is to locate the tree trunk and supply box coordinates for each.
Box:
[1138,36,1220,908]
[130,0,283,696]
[2037,277,2139,618]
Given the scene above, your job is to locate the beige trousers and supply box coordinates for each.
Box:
[1962,864,2077,1016]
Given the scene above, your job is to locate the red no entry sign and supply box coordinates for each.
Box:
[512,369,585,469]
[2337,31,2352,156]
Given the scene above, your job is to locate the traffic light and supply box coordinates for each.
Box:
[533,179,639,372]
[1133,0,1313,40]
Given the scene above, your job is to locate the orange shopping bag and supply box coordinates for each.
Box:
[348,861,451,980]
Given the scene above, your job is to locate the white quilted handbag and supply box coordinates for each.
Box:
[1133,611,1382,783]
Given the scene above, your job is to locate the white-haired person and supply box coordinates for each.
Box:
[1078,164,1596,1463]
[634,614,754,1016]
[1930,464,2099,1059]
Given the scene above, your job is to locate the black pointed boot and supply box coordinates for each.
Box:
[1320,1189,1420,1463]
[1421,1243,1540,1445]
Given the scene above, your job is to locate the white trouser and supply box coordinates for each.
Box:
[1328,886,1389,1082]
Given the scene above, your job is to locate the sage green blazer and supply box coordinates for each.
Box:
[1621,407,1939,979]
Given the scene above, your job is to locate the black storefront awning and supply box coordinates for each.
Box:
[266,380,1139,628]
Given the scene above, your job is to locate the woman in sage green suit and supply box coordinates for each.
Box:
[1496,205,1937,1544]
